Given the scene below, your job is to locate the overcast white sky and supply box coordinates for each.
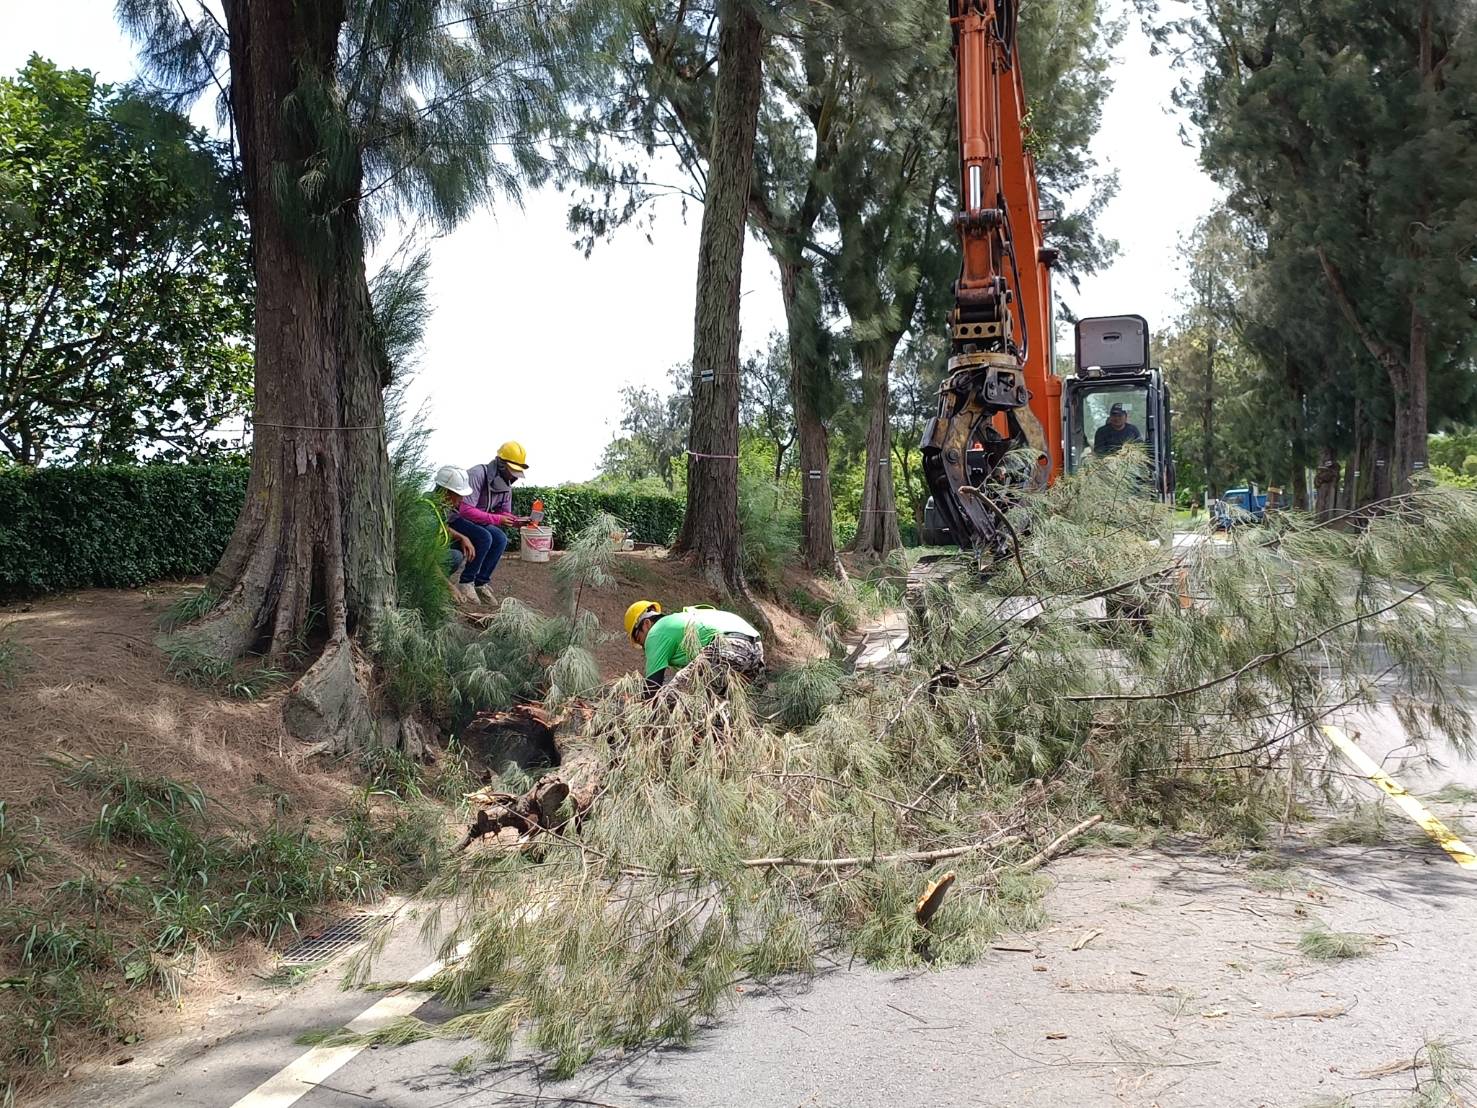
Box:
[2,0,1221,484]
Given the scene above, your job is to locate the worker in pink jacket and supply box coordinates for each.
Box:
[465,440,529,520]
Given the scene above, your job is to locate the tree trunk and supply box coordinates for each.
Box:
[777,257,841,574]
[1314,447,1339,521]
[671,0,765,592]
[1403,298,1430,484]
[1202,331,1217,497]
[1372,425,1394,503]
[1343,397,1364,511]
[175,0,395,752]
[848,345,902,557]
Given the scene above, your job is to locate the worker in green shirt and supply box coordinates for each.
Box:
[623,599,765,695]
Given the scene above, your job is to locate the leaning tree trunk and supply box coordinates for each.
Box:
[848,346,902,556]
[179,0,395,752]
[778,258,841,574]
[1201,331,1217,498]
[672,0,765,593]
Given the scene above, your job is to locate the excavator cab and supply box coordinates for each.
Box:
[1062,315,1175,503]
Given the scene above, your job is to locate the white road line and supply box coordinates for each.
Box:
[229,941,471,1108]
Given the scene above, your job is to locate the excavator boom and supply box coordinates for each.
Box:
[921,0,1060,560]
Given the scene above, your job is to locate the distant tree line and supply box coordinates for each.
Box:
[1160,0,1477,512]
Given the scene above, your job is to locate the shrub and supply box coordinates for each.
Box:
[0,462,249,596]
[737,472,799,589]
[0,463,685,597]
[510,486,684,549]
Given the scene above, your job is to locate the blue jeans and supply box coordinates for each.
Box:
[447,517,507,586]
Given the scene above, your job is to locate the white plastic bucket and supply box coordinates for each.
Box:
[520,525,553,562]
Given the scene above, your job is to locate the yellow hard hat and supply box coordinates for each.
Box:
[496,441,529,471]
[624,600,661,642]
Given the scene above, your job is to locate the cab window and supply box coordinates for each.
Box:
[1067,385,1149,470]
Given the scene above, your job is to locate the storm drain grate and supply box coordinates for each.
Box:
[279,913,379,966]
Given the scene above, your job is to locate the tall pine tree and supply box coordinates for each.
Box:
[118,0,585,748]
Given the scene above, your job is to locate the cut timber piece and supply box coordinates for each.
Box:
[914,871,957,927]
[991,596,1108,622]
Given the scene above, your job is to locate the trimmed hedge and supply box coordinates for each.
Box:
[0,464,687,595]
[511,487,685,549]
[0,463,250,596]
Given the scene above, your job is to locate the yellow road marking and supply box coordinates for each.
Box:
[1320,724,1477,871]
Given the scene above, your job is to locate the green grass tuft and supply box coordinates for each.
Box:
[156,588,219,632]
[1321,803,1395,846]
[1298,923,1377,961]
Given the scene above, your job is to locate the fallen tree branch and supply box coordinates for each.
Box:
[1013,814,1104,872]
[729,831,1026,872]
[1065,588,1426,704]
[756,771,933,815]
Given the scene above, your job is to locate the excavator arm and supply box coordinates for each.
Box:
[921,0,1061,561]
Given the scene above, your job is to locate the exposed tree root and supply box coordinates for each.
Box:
[281,635,376,755]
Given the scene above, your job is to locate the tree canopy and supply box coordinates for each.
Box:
[0,56,252,465]
[1179,0,1477,498]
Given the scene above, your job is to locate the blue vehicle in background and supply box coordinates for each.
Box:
[1211,485,1278,530]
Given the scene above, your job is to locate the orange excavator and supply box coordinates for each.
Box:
[920,0,1173,557]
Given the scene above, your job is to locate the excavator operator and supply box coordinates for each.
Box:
[1093,403,1142,456]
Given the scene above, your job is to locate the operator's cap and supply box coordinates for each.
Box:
[1109,403,1127,415]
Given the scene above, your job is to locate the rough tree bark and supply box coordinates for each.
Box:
[1372,426,1394,503]
[1343,397,1364,510]
[672,0,765,593]
[849,345,903,556]
[777,258,841,574]
[177,0,396,752]
[1201,328,1217,497]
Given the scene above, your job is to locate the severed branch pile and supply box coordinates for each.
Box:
[392,460,1476,1079]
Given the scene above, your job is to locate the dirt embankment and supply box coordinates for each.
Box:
[489,547,829,677]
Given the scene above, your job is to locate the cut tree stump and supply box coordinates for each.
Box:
[456,703,601,851]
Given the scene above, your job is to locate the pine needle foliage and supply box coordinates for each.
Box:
[551,510,620,619]
[364,463,1475,1077]
[1297,924,1377,961]
[375,517,617,723]
[766,659,846,729]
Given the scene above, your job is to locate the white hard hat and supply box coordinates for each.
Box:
[433,464,473,497]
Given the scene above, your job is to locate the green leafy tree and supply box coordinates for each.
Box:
[599,365,690,490]
[564,0,857,574]
[0,57,252,465]
[740,331,795,483]
[1017,0,1124,302]
[119,0,589,748]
